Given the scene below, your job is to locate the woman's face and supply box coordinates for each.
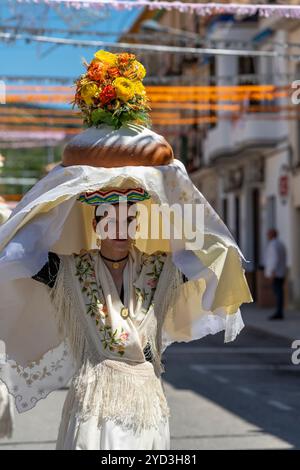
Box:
[92,203,137,254]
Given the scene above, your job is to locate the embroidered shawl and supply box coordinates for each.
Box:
[0,159,253,415]
[47,246,179,432]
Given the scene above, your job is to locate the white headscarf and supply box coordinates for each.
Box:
[0,125,253,414]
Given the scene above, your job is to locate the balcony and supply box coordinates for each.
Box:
[203,110,288,163]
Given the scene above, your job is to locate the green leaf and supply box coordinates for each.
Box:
[91,108,113,126]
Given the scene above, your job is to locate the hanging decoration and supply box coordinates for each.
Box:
[0,81,298,135]
[8,1,300,19]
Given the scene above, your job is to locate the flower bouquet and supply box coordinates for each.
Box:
[72,50,152,130]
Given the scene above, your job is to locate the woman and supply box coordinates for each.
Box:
[0,50,253,450]
[32,195,184,449]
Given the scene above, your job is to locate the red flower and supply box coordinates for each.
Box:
[99,85,117,105]
[74,91,81,103]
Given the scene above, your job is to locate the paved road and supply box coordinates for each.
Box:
[164,325,300,450]
[0,325,299,450]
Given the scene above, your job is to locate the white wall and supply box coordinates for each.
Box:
[263,149,292,268]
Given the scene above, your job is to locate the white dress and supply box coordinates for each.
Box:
[0,381,14,440]
[56,387,170,450]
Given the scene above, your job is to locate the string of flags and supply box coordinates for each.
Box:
[9,1,300,19]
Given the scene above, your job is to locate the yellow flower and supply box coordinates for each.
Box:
[134,81,146,96]
[81,82,98,106]
[79,77,91,86]
[134,60,146,80]
[94,50,117,66]
[112,77,135,102]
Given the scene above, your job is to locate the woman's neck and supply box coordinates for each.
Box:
[99,247,129,262]
[99,246,130,276]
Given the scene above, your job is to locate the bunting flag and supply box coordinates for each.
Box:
[9,1,300,19]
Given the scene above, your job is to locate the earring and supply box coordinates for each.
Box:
[96,238,101,249]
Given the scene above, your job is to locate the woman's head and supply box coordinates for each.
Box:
[78,186,147,255]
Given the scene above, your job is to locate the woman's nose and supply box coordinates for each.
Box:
[116,221,129,239]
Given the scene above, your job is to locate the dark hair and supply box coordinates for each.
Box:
[268,228,278,238]
[94,205,101,224]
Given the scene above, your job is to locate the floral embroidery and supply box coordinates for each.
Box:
[134,251,167,312]
[10,351,68,386]
[101,326,129,356]
[74,250,129,357]
[1,340,73,414]
[75,250,102,318]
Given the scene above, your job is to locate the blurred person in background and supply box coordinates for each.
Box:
[264,228,287,320]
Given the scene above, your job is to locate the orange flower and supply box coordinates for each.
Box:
[107,67,121,79]
[117,52,136,66]
[87,60,108,82]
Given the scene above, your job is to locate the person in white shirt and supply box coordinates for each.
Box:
[264,228,287,320]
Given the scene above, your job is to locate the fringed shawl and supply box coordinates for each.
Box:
[49,247,182,433]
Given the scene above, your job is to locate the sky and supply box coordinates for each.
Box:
[0,0,144,80]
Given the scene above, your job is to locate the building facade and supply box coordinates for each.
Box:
[121,7,300,307]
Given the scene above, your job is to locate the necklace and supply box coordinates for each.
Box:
[100,252,129,270]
